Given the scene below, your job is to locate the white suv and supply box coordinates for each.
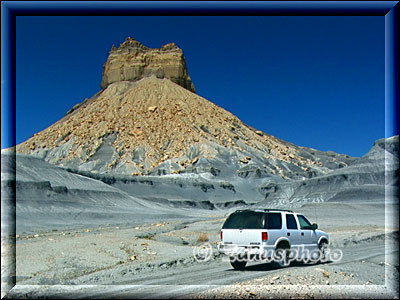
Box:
[218,209,329,270]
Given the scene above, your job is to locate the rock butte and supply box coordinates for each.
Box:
[16,37,355,178]
[100,37,195,93]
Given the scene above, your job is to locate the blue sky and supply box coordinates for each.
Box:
[12,16,386,157]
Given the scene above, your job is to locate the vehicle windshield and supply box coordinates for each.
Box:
[222,211,282,230]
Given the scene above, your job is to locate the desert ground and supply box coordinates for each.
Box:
[3,200,398,299]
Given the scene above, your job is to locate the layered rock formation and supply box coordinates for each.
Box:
[16,37,367,186]
[1,152,206,234]
[258,136,399,207]
[100,37,195,92]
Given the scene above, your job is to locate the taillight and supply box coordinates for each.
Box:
[262,232,268,241]
[220,231,223,240]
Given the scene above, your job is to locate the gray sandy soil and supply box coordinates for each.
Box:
[5,201,399,298]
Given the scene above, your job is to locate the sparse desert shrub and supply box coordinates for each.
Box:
[197,232,209,243]
[136,233,155,240]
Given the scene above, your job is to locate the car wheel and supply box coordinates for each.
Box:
[274,248,291,268]
[318,242,328,263]
[230,256,247,270]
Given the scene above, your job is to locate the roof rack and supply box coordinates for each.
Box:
[262,209,293,212]
[235,208,293,213]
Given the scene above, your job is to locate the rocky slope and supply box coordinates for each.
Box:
[258,135,399,207]
[5,134,397,236]
[15,75,354,179]
[1,152,210,234]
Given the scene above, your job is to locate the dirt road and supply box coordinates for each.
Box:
[6,213,399,298]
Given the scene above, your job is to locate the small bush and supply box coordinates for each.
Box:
[136,233,155,240]
[197,232,209,243]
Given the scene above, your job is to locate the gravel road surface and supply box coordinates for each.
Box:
[4,201,399,299]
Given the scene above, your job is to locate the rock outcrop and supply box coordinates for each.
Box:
[16,37,358,180]
[100,37,195,92]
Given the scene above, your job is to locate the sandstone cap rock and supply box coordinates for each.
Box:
[100,37,195,93]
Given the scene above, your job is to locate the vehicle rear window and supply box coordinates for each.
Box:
[222,211,265,229]
[222,211,282,230]
[266,213,282,230]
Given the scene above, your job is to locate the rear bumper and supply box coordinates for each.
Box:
[218,243,275,258]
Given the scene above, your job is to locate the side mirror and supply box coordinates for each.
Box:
[311,223,318,230]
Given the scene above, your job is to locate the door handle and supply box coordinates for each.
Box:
[287,232,290,236]
[301,232,304,236]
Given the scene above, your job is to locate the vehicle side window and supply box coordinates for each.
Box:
[297,215,312,230]
[286,214,298,230]
[265,213,282,230]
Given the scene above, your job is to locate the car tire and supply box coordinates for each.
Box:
[318,241,328,263]
[230,257,247,270]
[274,247,291,268]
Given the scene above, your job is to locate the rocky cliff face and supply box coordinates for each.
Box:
[100,37,195,92]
